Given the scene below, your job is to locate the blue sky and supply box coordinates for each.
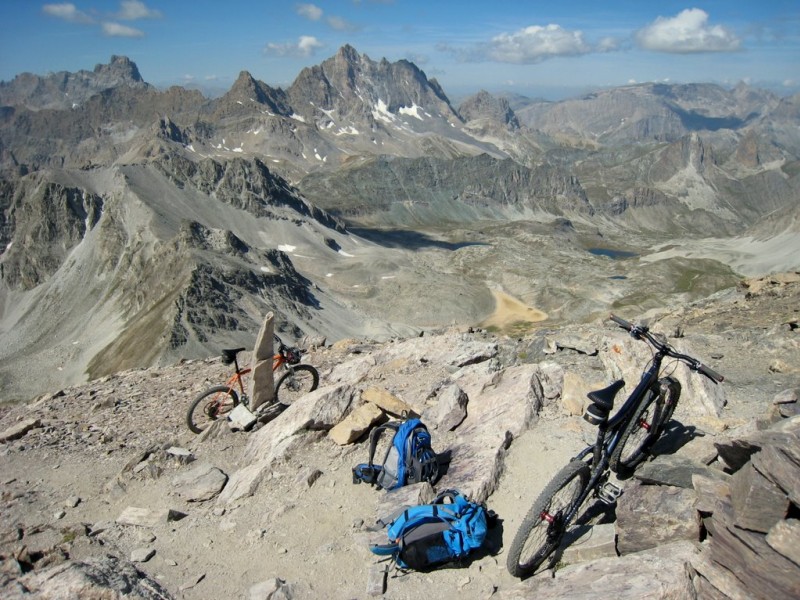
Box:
[1,1,798,100]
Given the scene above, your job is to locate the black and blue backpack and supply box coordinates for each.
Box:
[370,489,489,570]
[352,418,439,490]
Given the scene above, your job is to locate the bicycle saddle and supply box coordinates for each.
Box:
[221,347,246,365]
[586,379,625,411]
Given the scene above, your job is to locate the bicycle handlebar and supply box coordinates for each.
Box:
[609,314,724,384]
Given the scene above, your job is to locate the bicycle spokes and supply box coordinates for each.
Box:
[541,510,566,543]
[204,400,219,418]
[205,394,233,419]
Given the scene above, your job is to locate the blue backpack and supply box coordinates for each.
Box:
[370,489,489,570]
[352,418,439,490]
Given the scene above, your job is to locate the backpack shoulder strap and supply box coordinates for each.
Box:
[366,421,400,467]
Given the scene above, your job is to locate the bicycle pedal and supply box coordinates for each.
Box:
[598,482,623,504]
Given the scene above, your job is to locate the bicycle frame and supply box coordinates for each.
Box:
[224,354,251,398]
[564,345,670,525]
[506,314,724,579]
[223,349,290,398]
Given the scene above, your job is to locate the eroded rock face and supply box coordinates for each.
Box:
[3,555,174,600]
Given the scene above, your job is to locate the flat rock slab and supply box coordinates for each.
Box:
[560,523,618,565]
[635,454,729,489]
[0,418,42,443]
[497,541,699,599]
[616,482,699,554]
[117,507,187,527]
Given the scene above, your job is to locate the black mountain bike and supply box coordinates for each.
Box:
[506,314,724,578]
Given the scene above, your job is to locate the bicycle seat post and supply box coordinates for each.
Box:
[233,353,241,374]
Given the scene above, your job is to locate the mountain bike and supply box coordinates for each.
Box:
[506,314,724,578]
[186,335,320,434]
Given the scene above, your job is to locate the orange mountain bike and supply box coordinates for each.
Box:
[186,335,320,434]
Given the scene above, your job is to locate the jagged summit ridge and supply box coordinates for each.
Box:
[0,55,150,111]
[287,44,460,125]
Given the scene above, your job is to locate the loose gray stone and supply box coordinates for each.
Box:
[172,463,228,502]
[130,547,155,563]
[249,577,293,600]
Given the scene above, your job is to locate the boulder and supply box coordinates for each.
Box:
[360,387,417,417]
[616,482,699,554]
[171,462,228,502]
[730,462,790,533]
[765,519,800,566]
[424,383,468,431]
[328,402,385,445]
[705,483,800,599]
[600,333,726,416]
[438,364,546,502]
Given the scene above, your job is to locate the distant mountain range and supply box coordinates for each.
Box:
[0,47,798,401]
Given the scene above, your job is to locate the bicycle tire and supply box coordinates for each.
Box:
[275,364,319,407]
[506,460,590,578]
[609,383,661,474]
[654,376,682,433]
[186,385,239,434]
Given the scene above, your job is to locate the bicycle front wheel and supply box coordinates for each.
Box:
[275,365,319,407]
[186,385,239,434]
[506,460,590,578]
[609,383,661,474]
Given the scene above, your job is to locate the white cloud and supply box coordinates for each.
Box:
[326,15,359,32]
[487,24,592,63]
[102,21,144,37]
[635,9,740,53]
[298,35,323,55]
[117,0,162,20]
[296,3,322,21]
[265,35,323,57]
[42,3,94,24]
[597,37,619,52]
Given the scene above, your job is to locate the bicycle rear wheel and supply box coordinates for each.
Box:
[186,385,239,434]
[506,460,590,578]
[275,365,319,407]
[609,383,661,474]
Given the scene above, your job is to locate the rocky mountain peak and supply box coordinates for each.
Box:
[459,90,520,129]
[287,45,458,123]
[215,70,289,117]
[335,43,362,65]
[94,55,144,83]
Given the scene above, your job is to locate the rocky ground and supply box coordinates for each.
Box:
[0,272,798,599]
